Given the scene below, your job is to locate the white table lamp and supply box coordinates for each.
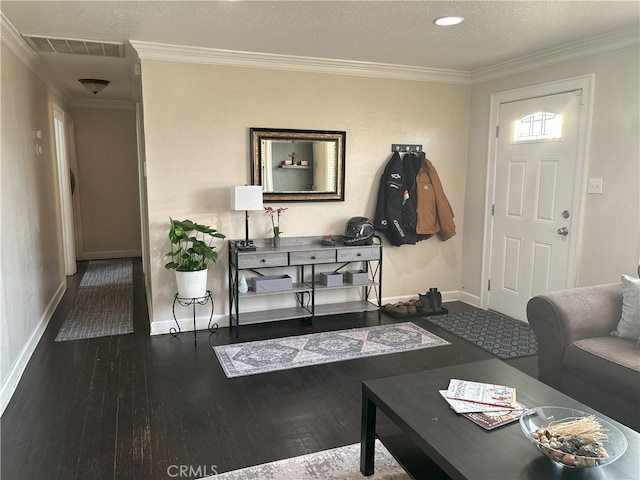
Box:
[231,185,264,251]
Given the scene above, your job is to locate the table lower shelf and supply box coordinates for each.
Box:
[231,306,312,325]
[231,300,379,325]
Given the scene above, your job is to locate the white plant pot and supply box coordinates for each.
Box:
[175,269,208,298]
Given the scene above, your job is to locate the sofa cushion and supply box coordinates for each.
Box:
[611,274,640,340]
[564,336,640,397]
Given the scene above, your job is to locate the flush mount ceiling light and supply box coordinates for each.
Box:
[78,78,110,95]
[434,16,464,26]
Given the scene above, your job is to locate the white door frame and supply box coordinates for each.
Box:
[135,102,150,277]
[51,103,77,275]
[480,74,595,310]
[65,114,85,262]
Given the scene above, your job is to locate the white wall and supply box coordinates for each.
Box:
[139,60,470,332]
[461,45,640,299]
[71,105,142,259]
[1,40,67,412]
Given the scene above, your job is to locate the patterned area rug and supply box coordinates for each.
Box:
[203,439,409,480]
[55,259,134,342]
[214,322,450,377]
[426,310,538,359]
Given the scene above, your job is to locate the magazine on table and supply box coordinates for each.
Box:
[462,403,528,430]
[438,390,510,413]
[446,379,516,408]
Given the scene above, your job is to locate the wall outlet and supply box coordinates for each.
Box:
[587,177,603,194]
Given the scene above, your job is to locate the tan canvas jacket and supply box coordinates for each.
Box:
[415,153,456,241]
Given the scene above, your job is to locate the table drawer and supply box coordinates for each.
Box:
[238,252,289,269]
[337,246,380,262]
[289,249,336,265]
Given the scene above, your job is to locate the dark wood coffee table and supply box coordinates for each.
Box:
[360,358,639,479]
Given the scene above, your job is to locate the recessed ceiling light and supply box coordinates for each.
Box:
[434,16,464,26]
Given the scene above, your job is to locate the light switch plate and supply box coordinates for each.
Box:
[587,178,603,194]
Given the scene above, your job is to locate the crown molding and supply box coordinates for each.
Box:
[1,12,39,70]
[472,26,640,84]
[131,25,639,88]
[1,13,72,105]
[130,40,471,85]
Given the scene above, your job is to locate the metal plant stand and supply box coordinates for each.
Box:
[171,290,217,346]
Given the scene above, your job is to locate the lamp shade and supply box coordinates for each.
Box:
[230,185,263,211]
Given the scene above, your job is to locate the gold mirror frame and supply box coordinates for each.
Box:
[250,128,346,202]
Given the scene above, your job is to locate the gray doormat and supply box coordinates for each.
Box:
[55,259,134,342]
[214,322,450,378]
[426,310,538,359]
[203,439,409,480]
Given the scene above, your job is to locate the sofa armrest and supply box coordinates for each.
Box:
[526,283,622,389]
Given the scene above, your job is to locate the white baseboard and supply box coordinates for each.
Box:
[150,313,229,335]
[0,280,66,416]
[458,291,482,308]
[82,249,141,260]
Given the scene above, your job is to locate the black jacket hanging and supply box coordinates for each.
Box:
[400,152,430,244]
[374,152,427,246]
[374,152,406,245]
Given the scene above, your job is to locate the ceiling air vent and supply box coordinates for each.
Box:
[22,35,125,58]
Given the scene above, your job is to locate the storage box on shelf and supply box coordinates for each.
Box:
[346,270,369,285]
[228,235,382,336]
[319,272,344,287]
[251,274,293,292]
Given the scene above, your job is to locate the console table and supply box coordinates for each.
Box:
[228,235,382,337]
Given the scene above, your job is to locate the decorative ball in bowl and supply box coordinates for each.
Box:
[519,406,628,468]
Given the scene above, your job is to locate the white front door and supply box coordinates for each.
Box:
[489,90,584,320]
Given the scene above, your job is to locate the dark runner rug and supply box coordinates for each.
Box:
[214,322,450,378]
[426,310,538,359]
[55,259,134,342]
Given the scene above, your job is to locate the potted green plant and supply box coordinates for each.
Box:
[164,218,226,298]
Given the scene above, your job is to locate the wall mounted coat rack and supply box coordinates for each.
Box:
[391,144,422,153]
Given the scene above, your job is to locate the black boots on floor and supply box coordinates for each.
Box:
[419,288,442,312]
[383,287,445,316]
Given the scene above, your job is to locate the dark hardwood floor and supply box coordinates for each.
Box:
[1,259,537,480]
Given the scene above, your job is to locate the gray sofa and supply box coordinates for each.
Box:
[527,282,640,431]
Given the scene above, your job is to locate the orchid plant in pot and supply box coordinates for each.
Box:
[265,206,287,248]
[164,218,226,298]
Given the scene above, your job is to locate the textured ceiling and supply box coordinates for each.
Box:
[2,1,639,102]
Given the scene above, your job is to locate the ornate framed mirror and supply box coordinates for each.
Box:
[250,128,346,202]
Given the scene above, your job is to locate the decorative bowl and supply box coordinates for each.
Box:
[519,406,628,468]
